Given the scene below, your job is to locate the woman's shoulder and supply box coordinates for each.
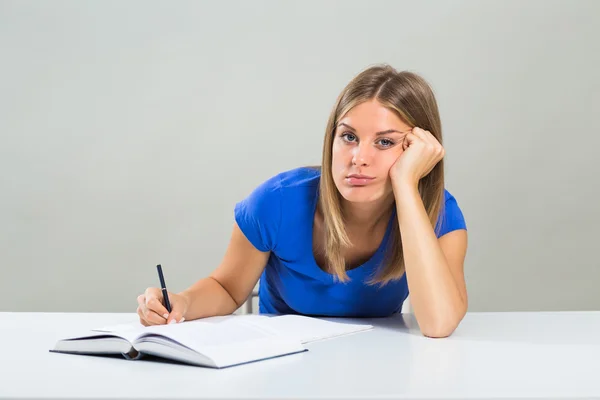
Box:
[272,165,321,190]
[240,166,320,200]
[234,166,320,252]
[442,188,464,210]
[436,188,467,236]
[443,188,458,202]
[250,166,321,202]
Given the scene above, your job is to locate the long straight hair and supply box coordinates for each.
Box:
[317,64,445,285]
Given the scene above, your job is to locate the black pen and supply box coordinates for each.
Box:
[156,264,172,313]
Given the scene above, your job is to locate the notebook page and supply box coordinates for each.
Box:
[100,315,281,351]
[198,336,306,368]
[250,315,373,343]
[94,322,145,332]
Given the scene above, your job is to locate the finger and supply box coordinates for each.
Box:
[413,128,443,155]
[137,295,151,326]
[138,304,167,325]
[414,127,443,150]
[144,286,163,300]
[403,133,418,150]
[144,287,169,318]
[137,306,150,326]
[412,127,433,144]
[167,314,184,324]
[166,300,186,324]
[137,307,149,326]
[145,295,170,320]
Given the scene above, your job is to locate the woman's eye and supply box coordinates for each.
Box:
[341,132,357,142]
[378,138,395,147]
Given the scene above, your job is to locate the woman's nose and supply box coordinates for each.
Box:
[352,144,372,166]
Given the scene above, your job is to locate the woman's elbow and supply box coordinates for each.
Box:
[419,312,465,338]
[421,324,457,338]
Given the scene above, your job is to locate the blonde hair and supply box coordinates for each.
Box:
[316,64,445,285]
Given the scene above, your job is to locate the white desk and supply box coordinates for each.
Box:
[1,311,600,399]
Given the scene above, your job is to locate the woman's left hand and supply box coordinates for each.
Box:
[389,127,445,187]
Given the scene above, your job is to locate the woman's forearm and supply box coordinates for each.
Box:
[180,277,239,321]
[393,182,466,337]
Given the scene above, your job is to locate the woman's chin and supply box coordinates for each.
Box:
[338,187,383,203]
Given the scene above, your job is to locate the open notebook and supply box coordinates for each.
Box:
[51,314,373,368]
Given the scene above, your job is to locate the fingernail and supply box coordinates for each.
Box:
[179,317,185,323]
[163,313,169,319]
[168,319,176,324]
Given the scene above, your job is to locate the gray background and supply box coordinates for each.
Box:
[1,0,598,313]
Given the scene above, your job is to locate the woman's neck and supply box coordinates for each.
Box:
[341,194,395,234]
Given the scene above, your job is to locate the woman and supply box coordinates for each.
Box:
[137,64,468,338]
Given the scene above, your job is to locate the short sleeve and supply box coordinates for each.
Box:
[435,190,467,237]
[234,175,282,252]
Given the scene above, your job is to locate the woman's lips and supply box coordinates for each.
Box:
[346,175,375,186]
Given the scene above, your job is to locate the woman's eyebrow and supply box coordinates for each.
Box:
[337,122,410,135]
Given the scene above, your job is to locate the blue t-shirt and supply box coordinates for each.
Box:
[234,167,467,318]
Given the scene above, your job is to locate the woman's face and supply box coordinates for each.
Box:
[331,99,412,204]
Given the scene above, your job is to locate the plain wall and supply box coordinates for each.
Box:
[1,0,599,313]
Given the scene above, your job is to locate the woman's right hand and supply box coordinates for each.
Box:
[136,287,189,326]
